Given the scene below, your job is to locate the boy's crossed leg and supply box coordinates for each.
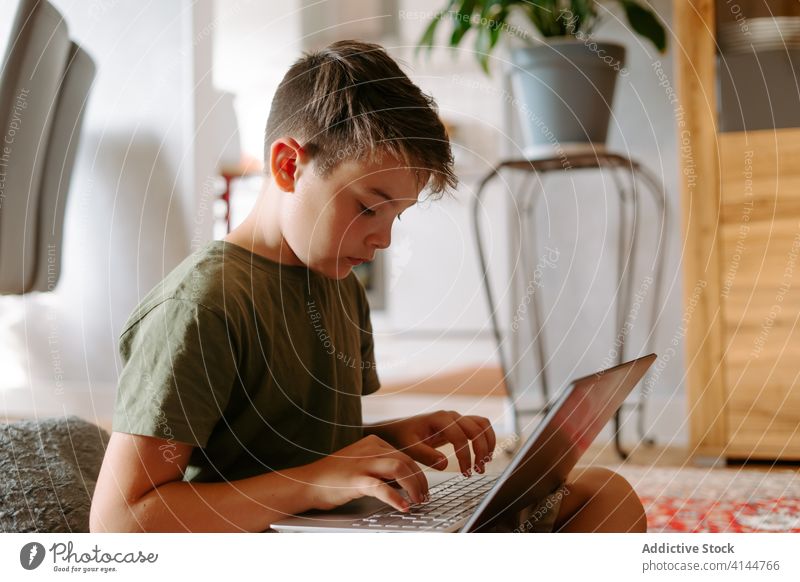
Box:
[552,466,647,533]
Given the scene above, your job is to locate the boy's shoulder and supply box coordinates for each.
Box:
[121,241,368,336]
[121,241,250,334]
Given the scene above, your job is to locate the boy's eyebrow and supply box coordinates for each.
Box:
[367,187,397,203]
[367,187,416,208]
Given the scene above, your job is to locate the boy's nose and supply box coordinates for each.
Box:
[368,226,391,250]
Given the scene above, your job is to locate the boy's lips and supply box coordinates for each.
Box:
[345,256,370,265]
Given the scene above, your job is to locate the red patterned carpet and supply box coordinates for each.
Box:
[614,466,800,532]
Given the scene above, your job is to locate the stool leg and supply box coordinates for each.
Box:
[620,168,649,445]
[610,166,637,460]
[632,166,670,446]
[610,167,638,362]
[472,171,520,438]
[508,175,549,439]
[633,165,669,354]
[519,179,550,410]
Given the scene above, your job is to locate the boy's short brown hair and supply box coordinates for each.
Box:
[265,40,456,197]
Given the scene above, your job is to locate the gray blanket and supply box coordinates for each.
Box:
[0,416,109,532]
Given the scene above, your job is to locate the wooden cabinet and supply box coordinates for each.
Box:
[676,1,800,461]
[720,130,800,459]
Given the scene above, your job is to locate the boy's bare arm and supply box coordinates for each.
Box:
[90,432,428,532]
[89,432,315,533]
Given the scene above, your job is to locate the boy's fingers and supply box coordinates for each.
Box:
[456,416,491,473]
[434,415,472,475]
[476,416,497,455]
[464,415,496,455]
[362,435,427,497]
[358,477,410,513]
[399,455,429,500]
[372,457,426,503]
[405,443,449,471]
[386,449,428,498]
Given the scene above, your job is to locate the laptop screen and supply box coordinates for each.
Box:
[461,354,656,532]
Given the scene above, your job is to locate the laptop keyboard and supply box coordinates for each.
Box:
[351,473,498,531]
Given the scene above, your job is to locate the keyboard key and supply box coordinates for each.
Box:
[353,474,499,530]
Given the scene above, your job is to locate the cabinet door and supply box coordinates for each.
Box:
[720,129,800,460]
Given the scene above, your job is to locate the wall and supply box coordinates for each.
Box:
[212,0,303,160]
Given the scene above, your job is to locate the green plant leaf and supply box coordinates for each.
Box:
[475,23,492,74]
[416,0,668,75]
[416,11,444,55]
[489,8,507,48]
[450,0,478,46]
[567,0,598,34]
[479,0,505,22]
[619,0,667,52]
[415,0,459,57]
[478,1,511,43]
[526,0,564,37]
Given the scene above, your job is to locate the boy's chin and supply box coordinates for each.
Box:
[309,258,354,280]
[331,263,356,280]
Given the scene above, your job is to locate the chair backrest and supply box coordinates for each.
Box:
[0,0,70,294]
[30,42,95,292]
[0,0,92,295]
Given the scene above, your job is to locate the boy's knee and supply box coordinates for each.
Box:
[566,466,620,497]
[565,467,647,532]
[568,467,629,495]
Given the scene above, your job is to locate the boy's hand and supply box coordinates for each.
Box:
[299,435,428,513]
[366,411,496,476]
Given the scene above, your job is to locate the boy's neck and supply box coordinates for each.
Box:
[223,186,304,268]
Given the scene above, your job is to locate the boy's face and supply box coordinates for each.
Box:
[281,153,423,280]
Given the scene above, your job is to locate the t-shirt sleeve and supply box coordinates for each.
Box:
[355,280,381,396]
[112,298,237,447]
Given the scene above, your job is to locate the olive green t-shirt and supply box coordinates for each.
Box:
[112,240,380,482]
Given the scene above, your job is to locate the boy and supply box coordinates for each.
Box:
[90,40,646,533]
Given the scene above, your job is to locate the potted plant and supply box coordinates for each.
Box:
[417,1,667,156]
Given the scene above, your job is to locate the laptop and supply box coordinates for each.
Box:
[271,354,656,533]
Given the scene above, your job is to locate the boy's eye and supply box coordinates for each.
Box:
[359,204,376,217]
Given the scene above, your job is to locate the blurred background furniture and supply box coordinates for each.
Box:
[0,0,95,294]
[207,89,263,234]
[218,156,263,233]
[677,0,800,462]
[716,0,800,132]
[473,152,668,459]
[0,0,101,533]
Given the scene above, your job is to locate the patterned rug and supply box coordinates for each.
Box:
[614,466,800,532]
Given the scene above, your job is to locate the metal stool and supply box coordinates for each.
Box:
[471,152,669,459]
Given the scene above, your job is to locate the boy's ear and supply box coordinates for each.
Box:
[269,137,306,192]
